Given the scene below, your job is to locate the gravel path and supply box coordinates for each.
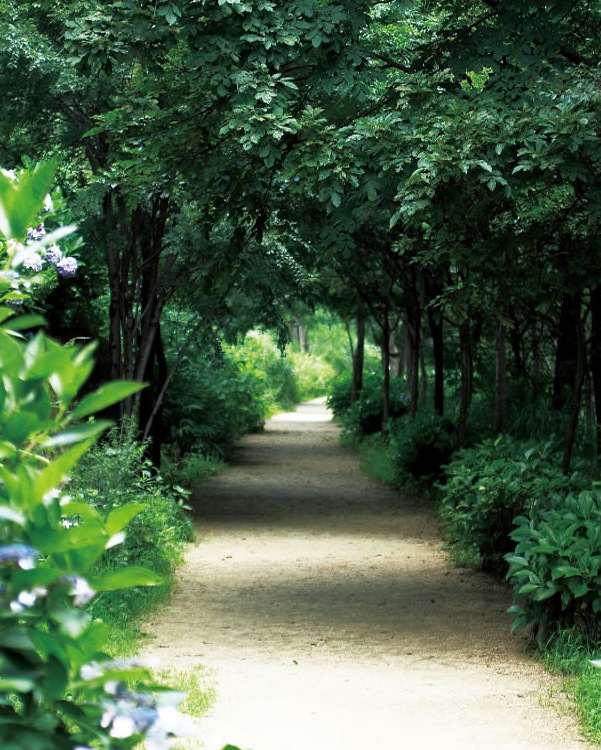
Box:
[143,399,588,750]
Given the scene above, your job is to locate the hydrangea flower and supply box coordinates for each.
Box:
[62,574,95,606]
[9,586,48,613]
[26,224,46,241]
[0,544,39,569]
[100,686,196,749]
[21,252,43,272]
[43,244,62,265]
[56,256,78,278]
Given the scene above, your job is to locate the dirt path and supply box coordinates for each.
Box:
[143,399,588,750]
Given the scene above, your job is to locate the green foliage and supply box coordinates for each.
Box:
[439,436,590,572]
[505,489,601,637]
[164,346,269,457]
[389,412,456,485]
[328,373,410,437]
[69,426,194,651]
[326,374,355,419]
[0,165,196,749]
[231,331,299,413]
[287,350,335,400]
[356,433,397,485]
[167,452,225,488]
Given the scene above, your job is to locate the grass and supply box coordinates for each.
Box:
[538,629,601,744]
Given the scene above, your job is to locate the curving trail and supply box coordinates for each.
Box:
[143,399,587,750]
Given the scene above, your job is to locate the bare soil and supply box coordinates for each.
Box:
[143,399,589,750]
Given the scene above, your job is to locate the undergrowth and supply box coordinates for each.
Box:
[538,629,601,744]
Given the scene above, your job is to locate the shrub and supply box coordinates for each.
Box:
[505,489,601,637]
[231,330,299,412]
[69,426,194,643]
[389,412,456,485]
[326,373,353,418]
[328,373,411,437]
[439,436,590,572]
[164,349,268,457]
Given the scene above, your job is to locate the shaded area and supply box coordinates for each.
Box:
[142,400,585,750]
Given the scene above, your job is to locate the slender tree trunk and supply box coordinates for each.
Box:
[562,293,585,474]
[427,306,444,416]
[104,193,122,386]
[405,274,422,420]
[419,347,428,405]
[494,321,507,434]
[457,321,473,449]
[381,308,391,429]
[299,324,309,353]
[350,301,365,405]
[553,292,579,410]
[590,286,601,457]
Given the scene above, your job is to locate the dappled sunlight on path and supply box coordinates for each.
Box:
[142,401,587,750]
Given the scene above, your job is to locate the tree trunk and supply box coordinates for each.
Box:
[553,292,579,410]
[457,321,473,449]
[562,293,585,474]
[494,321,507,434]
[405,276,422,420]
[381,308,391,429]
[427,305,444,416]
[590,286,601,457]
[299,324,309,353]
[350,301,365,405]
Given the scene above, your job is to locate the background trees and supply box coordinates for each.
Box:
[1,0,601,474]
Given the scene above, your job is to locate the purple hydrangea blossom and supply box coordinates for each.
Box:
[44,244,62,265]
[0,544,39,569]
[56,256,78,277]
[99,685,196,748]
[26,224,46,241]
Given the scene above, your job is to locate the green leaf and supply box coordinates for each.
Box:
[0,160,56,240]
[0,678,35,693]
[1,315,46,332]
[105,503,146,536]
[92,566,163,591]
[33,439,97,500]
[70,381,145,420]
[43,420,112,448]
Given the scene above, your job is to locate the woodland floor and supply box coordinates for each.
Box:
[142,399,590,750]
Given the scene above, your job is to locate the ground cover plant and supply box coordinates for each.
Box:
[69,427,194,655]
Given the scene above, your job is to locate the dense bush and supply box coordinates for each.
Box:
[389,412,456,485]
[439,436,590,572]
[505,489,601,637]
[328,373,411,436]
[70,426,194,639]
[326,373,354,418]
[164,348,268,457]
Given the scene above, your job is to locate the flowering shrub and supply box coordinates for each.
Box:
[0,162,79,310]
[0,162,197,749]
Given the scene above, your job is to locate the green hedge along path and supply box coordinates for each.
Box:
[143,399,586,750]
